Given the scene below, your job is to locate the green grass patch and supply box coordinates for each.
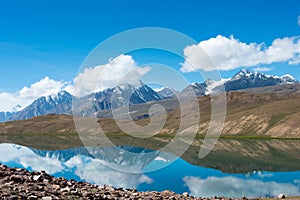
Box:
[268,114,287,128]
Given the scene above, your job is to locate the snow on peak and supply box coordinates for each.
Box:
[204,79,215,85]
[280,74,298,84]
[153,87,166,92]
[44,91,71,102]
[232,69,252,80]
[240,68,250,74]
[281,74,296,80]
[205,78,230,95]
[191,82,199,86]
[232,69,274,80]
[0,104,24,114]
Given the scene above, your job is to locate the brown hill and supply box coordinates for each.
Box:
[241,83,300,94]
[0,91,300,139]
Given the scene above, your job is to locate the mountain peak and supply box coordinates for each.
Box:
[44,91,72,102]
[280,74,298,83]
[204,79,215,85]
[4,70,299,122]
[232,68,280,81]
[233,68,256,78]
[9,91,73,121]
[153,87,167,92]
[232,69,251,80]
[240,68,250,74]
[155,87,176,98]
[186,68,298,95]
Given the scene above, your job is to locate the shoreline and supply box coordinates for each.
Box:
[0,163,259,200]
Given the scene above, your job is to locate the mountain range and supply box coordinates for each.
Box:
[72,81,162,118]
[0,69,298,122]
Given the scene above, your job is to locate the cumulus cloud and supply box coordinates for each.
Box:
[0,54,149,111]
[183,176,300,198]
[0,77,74,112]
[0,143,64,174]
[0,143,153,189]
[180,35,300,72]
[65,156,153,188]
[0,92,31,112]
[19,76,73,99]
[74,54,151,96]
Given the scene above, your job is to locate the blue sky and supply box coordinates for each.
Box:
[0,0,300,111]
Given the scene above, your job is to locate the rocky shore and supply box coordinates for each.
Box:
[0,163,249,200]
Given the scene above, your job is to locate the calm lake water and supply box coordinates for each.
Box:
[0,139,300,198]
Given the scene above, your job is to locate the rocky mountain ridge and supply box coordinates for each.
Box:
[1,69,298,122]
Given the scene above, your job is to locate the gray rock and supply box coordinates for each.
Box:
[0,163,257,200]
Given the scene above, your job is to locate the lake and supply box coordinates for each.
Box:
[0,139,300,198]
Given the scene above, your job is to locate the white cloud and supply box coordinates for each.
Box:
[19,76,73,99]
[0,143,153,188]
[0,77,74,112]
[180,35,300,72]
[0,54,149,111]
[65,156,153,188]
[74,54,151,96]
[253,67,272,72]
[298,16,300,26]
[0,143,64,174]
[0,92,31,112]
[183,176,300,198]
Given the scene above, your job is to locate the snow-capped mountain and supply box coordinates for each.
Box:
[184,69,298,96]
[0,105,23,122]
[280,74,298,84]
[205,78,230,94]
[73,81,162,117]
[155,87,177,98]
[1,143,175,186]
[10,91,73,121]
[5,81,163,121]
[223,69,298,92]
[30,144,176,174]
[181,82,208,96]
[2,70,299,122]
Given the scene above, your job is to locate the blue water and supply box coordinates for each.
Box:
[0,143,299,198]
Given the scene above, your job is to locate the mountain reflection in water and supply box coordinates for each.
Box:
[0,139,300,198]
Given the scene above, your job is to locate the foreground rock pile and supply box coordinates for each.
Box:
[0,163,247,200]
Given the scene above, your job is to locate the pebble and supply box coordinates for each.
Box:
[33,175,41,181]
[183,192,189,197]
[51,184,60,190]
